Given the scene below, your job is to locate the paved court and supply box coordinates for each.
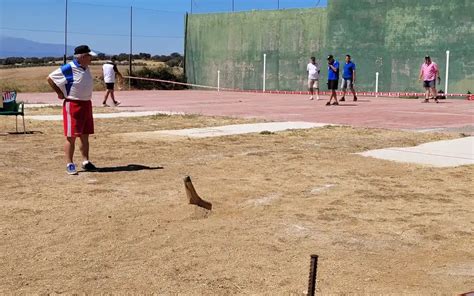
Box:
[19,90,473,130]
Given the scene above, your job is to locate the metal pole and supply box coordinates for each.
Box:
[375,72,379,97]
[190,0,192,14]
[263,54,266,92]
[232,0,234,12]
[277,0,280,9]
[129,6,133,90]
[184,13,188,84]
[63,0,68,64]
[307,255,319,296]
[217,70,220,92]
[445,50,450,95]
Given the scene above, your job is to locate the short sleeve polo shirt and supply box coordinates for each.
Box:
[421,62,438,81]
[343,61,356,79]
[307,62,320,80]
[328,60,339,81]
[103,61,118,83]
[49,60,94,101]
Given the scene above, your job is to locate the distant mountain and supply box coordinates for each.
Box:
[0,36,76,58]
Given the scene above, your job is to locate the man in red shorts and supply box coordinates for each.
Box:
[47,45,98,175]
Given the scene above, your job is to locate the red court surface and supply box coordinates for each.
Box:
[20,90,473,130]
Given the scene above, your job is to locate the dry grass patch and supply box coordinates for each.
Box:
[0,62,172,93]
[0,115,472,294]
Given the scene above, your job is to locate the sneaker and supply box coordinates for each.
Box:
[340,96,346,102]
[326,102,331,106]
[423,99,429,103]
[309,96,314,100]
[66,163,78,175]
[82,160,98,171]
[332,101,339,105]
[102,103,109,107]
[353,96,358,102]
[114,101,121,106]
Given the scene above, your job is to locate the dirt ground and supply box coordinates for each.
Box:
[0,109,473,294]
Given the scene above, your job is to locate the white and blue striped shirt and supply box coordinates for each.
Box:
[48,60,94,101]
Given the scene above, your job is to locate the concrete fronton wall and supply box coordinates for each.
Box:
[186,0,474,93]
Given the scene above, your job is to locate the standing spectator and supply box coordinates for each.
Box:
[47,45,98,175]
[306,56,321,100]
[419,56,441,103]
[340,54,358,102]
[326,55,340,106]
[102,59,123,107]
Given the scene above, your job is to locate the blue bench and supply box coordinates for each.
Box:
[0,91,26,133]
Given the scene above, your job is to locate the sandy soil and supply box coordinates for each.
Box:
[0,112,473,294]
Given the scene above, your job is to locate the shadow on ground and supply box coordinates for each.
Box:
[93,164,164,173]
[0,131,44,136]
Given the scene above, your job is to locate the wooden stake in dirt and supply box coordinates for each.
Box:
[307,254,319,296]
[183,176,212,211]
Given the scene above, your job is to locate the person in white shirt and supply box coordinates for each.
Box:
[102,59,123,107]
[47,45,98,175]
[306,56,320,100]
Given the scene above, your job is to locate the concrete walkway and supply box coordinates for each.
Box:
[122,121,330,139]
[358,136,474,167]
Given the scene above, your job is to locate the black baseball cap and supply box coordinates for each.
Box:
[424,55,431,59]
[74,45,97,56]
[327,54,334,60]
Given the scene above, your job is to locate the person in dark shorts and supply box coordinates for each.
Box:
[419,56,441,103]
[340,54,357,102]
[102,59,123,107]
[326,55,340,106]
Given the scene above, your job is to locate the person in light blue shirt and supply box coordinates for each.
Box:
[340,55,358,102]
[326,55,339,106]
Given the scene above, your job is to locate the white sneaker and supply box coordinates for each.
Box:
[102,103,109,107]
[66,163,78,175]
[114,101,121,106]
[309,96,314,100]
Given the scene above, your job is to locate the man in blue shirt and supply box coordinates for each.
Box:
[340,55,358,102]
[326,55,339,106]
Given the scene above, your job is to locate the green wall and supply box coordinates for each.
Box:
[186,0,474,93]
[185,9,327,91]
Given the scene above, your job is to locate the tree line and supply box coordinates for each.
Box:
[0,52,183,67]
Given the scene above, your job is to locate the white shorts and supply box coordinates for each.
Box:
[308,79,319,89]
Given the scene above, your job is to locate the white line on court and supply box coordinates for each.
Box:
[390,110,473,117]
[26,111,185,121]
[24,103,62,108]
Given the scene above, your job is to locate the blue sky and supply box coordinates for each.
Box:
[0,0,327,55]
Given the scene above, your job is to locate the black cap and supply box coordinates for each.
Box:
[424,55,430,59]
[74,45,97,56]
[327,54,334,60]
